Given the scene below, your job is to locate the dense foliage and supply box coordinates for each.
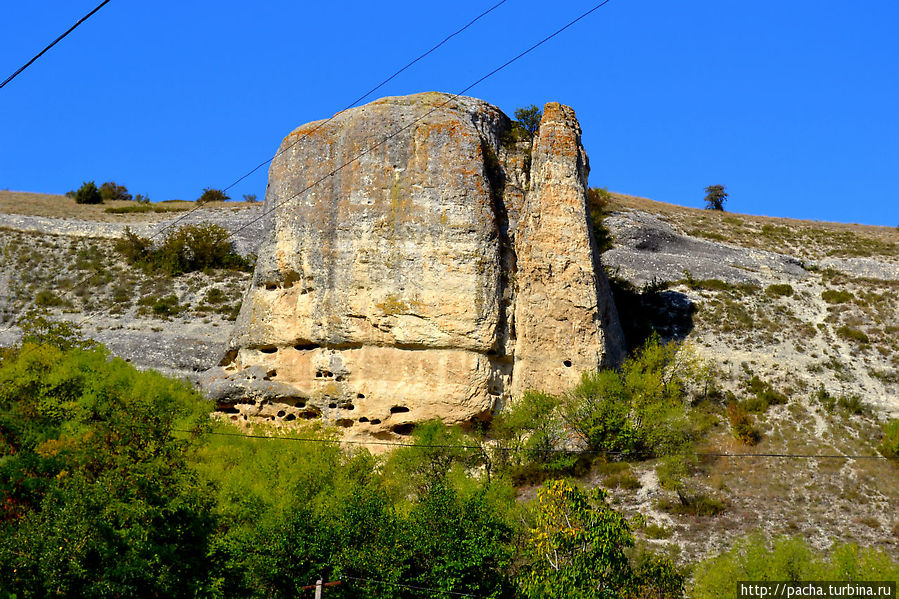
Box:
[197,187,230,204]
[115,223,253,275]
[0,334,689,598]
[691,534,899,599]
[4,326,892,598]
[72,181,102,204]
[98,181,132,202]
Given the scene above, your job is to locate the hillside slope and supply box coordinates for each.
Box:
[0,189,896,562]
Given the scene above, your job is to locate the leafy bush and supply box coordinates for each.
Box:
[242,193,258,202]
[34,289,65,307]
[822,289,854,304]
[0,341,213,596]
[587,187,614,254]
[521,479,685,599]
[836,325,869,344]
[73,180,102,204]
[115,224,252,275]
[138,294,184,317]
[98,181,132,202]
[727,402,761,445]
[197,187,230,204]
[104,204,189,214]
[561,336,709,458]
[488,390,569,481]
[741,374,788,412]
[691,533,899,599]
[879,419,899,459]
[766,283,794,297]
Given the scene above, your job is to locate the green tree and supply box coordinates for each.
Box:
[691,534,899,599]
[521,479,636,598]
[703,184,728,211]
[0,341,215,597]
[514,105,542,137]
[74,180,102,204]
[99,181,132,202]
[198,187,231,204]
[521,480,683,599]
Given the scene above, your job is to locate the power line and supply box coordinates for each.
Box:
[2,0,615,345]
[224,0,617,242]
[173,428,889,460]
[0,0,114,90]
[0,0,511,336]
[150,0,509,241]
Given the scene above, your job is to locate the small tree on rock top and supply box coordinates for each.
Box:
[514,105,542,137]
[703,184,727,211]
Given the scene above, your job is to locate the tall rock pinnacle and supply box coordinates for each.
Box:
[202,93,624,438]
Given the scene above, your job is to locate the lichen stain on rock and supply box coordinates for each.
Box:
[201,93,624,440]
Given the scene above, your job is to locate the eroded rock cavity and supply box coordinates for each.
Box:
[202,93,624,438]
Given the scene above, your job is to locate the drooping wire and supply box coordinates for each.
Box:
[150,0,510,240]
[223,0,618,241]
[0,0,115,90]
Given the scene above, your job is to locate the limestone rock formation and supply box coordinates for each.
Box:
[202,93,624,437]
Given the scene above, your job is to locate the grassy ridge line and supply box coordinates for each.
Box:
[0,190,257,223]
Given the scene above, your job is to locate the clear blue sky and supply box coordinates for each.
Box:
[1,0,897,225]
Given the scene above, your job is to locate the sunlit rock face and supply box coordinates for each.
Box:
[202,93,624,439]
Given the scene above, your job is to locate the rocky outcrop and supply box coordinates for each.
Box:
[510,103,624,396]
[203,93,624,437]
[602,211,809,286]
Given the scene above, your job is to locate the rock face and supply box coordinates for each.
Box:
[204,93,624,437]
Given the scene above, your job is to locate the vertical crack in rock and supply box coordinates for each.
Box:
[201,93,624,438]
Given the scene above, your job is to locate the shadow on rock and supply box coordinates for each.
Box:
[608,274,694,351]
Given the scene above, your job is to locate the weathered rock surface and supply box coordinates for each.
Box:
[602,211,809,286]
[510,103,624,397]
[203,93,624,437]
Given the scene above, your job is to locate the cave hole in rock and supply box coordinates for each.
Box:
[265,370,277,379]
[221,407,239,414]
[341,403,355,411]
[285,414,296,421]
[357,393,365,399]
[563,360,572,368]
[336,419,354,428]
[389,406,410,414]
[264,283,277,290]
[328,403,337,409]
[300,409,321,420]
[277,410,286,418]
[258,346,278,354]
[230,415,238,421]
[359,417,369,423]
[370,419,382,425]
[391,423,415,435]
[294,343,320,351]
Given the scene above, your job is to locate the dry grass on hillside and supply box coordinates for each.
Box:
[0,190,255,223]
[608,192,899,261]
